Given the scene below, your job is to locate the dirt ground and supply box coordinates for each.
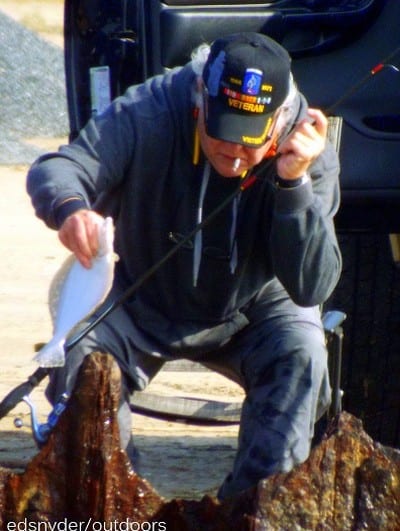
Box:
[0,2,244,501]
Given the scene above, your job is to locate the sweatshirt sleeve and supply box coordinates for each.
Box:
[26,90,139,229]
[269,140,342,307]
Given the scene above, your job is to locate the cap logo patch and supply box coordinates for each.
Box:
[242,68,263,95]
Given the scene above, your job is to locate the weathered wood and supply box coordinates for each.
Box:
[1,353,163,524]
[249,413,400,530]
[0,352,399,530]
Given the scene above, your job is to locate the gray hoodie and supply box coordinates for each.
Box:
[27,63,342,355]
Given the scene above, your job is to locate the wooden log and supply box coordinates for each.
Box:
[0,352,399,529]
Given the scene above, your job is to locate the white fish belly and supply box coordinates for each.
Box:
[53,255,114,338]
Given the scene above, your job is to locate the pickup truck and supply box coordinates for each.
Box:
[64,0,400,448]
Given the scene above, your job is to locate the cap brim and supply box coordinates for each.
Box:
[205,97,275,148]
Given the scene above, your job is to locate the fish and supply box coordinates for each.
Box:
[34,216,117,368]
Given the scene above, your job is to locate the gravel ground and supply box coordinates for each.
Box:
[0,11,68,164]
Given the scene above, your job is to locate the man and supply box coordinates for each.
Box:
[27,32,341,499]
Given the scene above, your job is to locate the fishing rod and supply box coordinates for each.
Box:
[1,43,399,438]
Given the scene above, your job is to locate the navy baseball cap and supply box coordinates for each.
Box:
[202,32,291,147]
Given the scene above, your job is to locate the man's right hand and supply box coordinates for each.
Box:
[58,209,105,268]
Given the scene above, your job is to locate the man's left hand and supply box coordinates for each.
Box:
[276,108,327,180]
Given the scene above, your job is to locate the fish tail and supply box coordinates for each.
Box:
[34,338,66,367]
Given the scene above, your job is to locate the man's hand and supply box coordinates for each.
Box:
[58,209,105,268]
[276,108,328,180]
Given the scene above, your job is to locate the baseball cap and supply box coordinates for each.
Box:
[202,32,291,147]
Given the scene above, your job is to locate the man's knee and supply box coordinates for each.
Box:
[243,320,327,391]
[45,327,108,404]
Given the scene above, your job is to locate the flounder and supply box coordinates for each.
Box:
[34,216,116,367]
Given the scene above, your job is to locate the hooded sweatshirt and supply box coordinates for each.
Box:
[27,63,342,355]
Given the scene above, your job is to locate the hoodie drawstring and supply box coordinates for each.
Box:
[193,162,240,287]
[193,161,210,286]
[229,194,239,275]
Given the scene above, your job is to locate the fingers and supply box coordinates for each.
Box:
[277,108,328,180]
[306,108,328,137]
[58,210,104,268]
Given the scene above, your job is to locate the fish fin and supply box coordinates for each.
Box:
[34,338,66,367]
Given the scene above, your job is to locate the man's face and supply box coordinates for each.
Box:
[197,104,277,178]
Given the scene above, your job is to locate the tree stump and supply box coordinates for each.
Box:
[0,352,399,530]
[1,353,163,524]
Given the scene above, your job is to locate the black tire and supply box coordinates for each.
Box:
[326,233,400,448]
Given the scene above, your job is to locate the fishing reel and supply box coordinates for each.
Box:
[13,393,69,447]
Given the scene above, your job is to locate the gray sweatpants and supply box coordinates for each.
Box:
[46,281,331,500]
